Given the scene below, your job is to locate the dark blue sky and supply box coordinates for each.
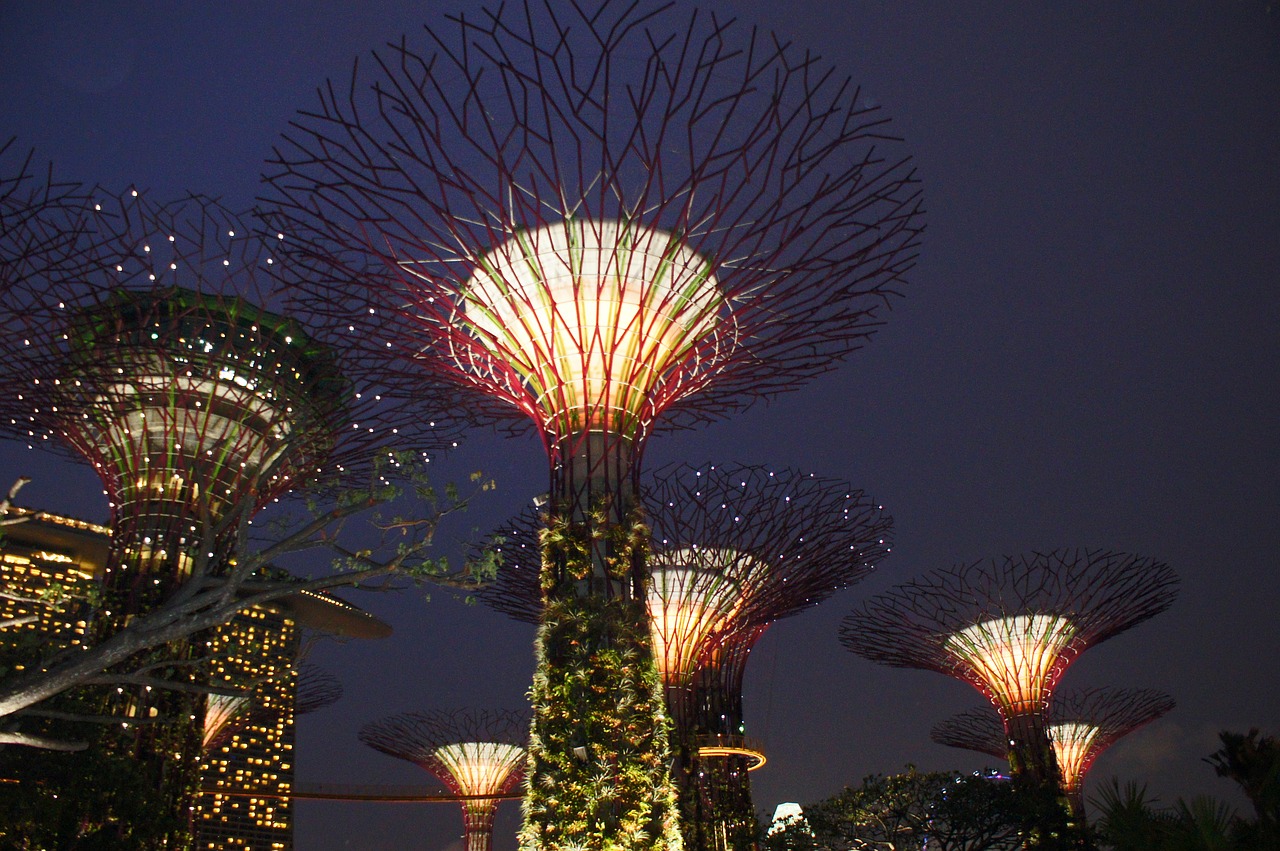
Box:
[2,2,1278,848]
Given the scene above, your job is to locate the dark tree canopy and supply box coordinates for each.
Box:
[764,767,1023,851]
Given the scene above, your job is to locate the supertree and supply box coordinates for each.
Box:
[0,189,455,843]
[840,550,1178,847]
[476,463,893,851]
[932,687,1176,818]
[263,2,922,845]
[360,709,529,851]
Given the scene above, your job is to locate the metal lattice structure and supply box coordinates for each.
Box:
[263,2,920,845]
[932,687,1175,817]
[477,463,893,851]
[0,188,457,843]
[841,550,1178,790]
[295,663,343,716]
[0,139,93,297]
[265,4,923,464]
[360,709,529,851]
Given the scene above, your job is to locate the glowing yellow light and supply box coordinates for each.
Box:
[646,551,752,685]
[455,219,725,435]
[29,551,74,564]
[433,741,526,798]
[696,739,767,771]
[1048,721,1100,799]
[945,614,1076,713]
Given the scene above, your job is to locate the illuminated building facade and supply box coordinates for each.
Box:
[0,508,108,671]
[0,509,389,850]
[195,606,300,850]
[266,1,921,845]
[932,687,1176,817]
[194,588,388,850]
[360,709,529,851]
[840,548,1178,838]
[477,463,893,851]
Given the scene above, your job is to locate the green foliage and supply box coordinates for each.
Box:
[764,766,1023,851]
[538,501,649,592]
[1092,778,1244,851]
[521,592,681,851]
[1091,779,1169,850]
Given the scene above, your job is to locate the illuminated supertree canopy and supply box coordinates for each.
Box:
[265,5,923,460]
[0,188,458,844]
[475,463,893,851]
[360,709,529,851]
[932,687,1176,817]
[263,1,920,844]
[840,549,1179,795]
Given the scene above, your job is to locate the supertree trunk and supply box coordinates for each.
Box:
[528,463,680,851]
[1004,711,1077,849]
[463,798,503,851]
[1005,711,1060,788]
[685,649,761,851]
[91,495,236,848]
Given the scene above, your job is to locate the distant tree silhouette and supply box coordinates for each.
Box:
[1204,729,1280,838]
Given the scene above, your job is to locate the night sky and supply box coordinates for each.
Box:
[2,2,1278,849]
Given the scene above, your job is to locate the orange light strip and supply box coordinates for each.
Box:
[696,744,766,771]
